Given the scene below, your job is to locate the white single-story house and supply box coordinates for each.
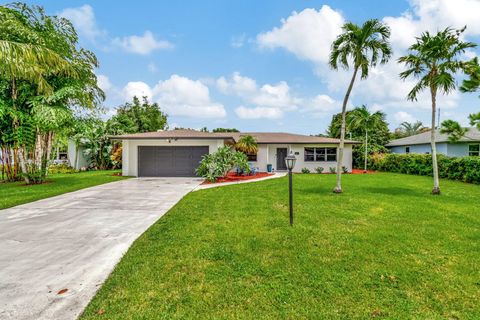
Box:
[112,129,358,177]
[386,127,480,157]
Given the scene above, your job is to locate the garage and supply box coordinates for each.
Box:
[137,146,209,177]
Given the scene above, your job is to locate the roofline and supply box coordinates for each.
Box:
[108,136,234,140]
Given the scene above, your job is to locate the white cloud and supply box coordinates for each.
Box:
[153,75,226,118]
[122,81,153,101]
[231,34,246,48]
[257,6,344,64]
[59,5,105,41]
[394,111,416,124]
[235,106,283,119]
[112,31,173,55]
[148,62,158,73]
[96,74,112,92]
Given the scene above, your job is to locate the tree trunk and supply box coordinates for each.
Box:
[11,78,30,184]
[364,129,368,173]
[334,66,359,193]
[430,86,440,195]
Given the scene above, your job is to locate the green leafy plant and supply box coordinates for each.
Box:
[301,167,311,174]
[342,166,349,174]
[329,167,336,174]
[314,167,324,174]
[48,163,77,174]
[196,146,250,182]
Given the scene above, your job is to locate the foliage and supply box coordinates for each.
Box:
[370,153,480,184]
[48,163,77,174]
[329,167,336,173]
[195,146,250,182]
[342,166,348,174]
[460,56,480,96]
[469,112,480,130]
[110,146,122,169]
[107,96,167,135]
[235,135,258,155]
[440,119,467,142]
[301,167,311,174]
[314,167,324,174]
[212,128,239,133]
[78,118,113,170]
[394,121,428,138]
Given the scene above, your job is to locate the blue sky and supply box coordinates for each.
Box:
[21,0,480,134]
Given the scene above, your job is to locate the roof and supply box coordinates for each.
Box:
[386,127,480,147]
[110,129,359,144]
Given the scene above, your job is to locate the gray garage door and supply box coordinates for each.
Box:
[138,146,209,177]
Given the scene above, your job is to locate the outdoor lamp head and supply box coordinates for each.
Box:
[285,152,297,171]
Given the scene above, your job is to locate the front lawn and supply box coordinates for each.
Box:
[0,170,129,210]
[81,173,480,319]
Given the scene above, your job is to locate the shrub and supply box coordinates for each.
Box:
[314,167,324,174]
[196,146,249,182]
[48,163,77,174]
[342,166,349,173]
[301,167,311,174]
[369,153,480,184]
[329,167,336,173]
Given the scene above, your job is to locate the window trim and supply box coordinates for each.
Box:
[405,146,410,154]
[304,147,337,162]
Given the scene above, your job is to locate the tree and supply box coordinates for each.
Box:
[398,27,476,194]
[235,135,258,154]
[440,119,467,143]
[347,105,387,172]
[469,112,480,129]
[460,57,480,130]
[108,96,167,135]
[395,121,428,138]
[212,128,239,133]
[329,19,392,193]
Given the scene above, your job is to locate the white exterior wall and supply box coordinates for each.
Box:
[122,139,225,177]
[250,144,353,173]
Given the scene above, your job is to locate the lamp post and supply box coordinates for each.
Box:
[285,151,297,226]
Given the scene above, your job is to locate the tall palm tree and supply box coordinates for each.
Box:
[347,105,386,172]
[398,27,476,195]
[329,19,392,193]
[399,121,426,137]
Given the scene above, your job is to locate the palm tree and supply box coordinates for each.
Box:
[399,121,427,137]
[347,105,386,172]
[329,19,392,193]
[398,27,476,194]
[235,135,258,155]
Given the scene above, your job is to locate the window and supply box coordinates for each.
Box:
[469,144,480,156]
[405,146,410,154]
[304,147,337,162]
[247,153,257,161]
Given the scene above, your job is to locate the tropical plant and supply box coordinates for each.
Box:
[469,112,480,129]
[235,135,258,155]
[329,167,336,174]
[329,19,392,193]
[314,167,324,174]
[398,26,476,194]
[108,96,167,135]
[460,57,480,95]
[196,146,249,182]
[396,121,428,137]
[212,128,240,133]
[440,119,467,143]
[347,105,386,172]
[301,167,311,174]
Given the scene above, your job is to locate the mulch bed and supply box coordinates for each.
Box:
[202,172,274,184]
[351,169,376,174]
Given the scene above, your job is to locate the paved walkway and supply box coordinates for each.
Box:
[0,178,202,320]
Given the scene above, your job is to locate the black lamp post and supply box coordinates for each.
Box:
[285,151,297,226]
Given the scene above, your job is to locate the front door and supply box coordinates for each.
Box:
[276,148,288,171]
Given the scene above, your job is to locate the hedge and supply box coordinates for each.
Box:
[369,153,480,184]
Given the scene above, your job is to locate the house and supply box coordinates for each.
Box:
[111,129,358,177]
[386,127,480,157]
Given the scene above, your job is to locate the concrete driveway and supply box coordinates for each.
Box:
[0,177,202,320]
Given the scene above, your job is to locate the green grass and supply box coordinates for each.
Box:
[81,173,480,319]
[0,170,129,209]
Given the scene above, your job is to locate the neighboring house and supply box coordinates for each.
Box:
[67,140,89,170]
[111,129,358,177]
[386,127,480,157]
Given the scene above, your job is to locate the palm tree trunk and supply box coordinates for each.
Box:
[430,86,440,195]
[364,130,368,173]
[334,66,358,193]
[11,78,30,184]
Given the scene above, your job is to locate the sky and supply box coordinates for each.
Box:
[18,0,480,134]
